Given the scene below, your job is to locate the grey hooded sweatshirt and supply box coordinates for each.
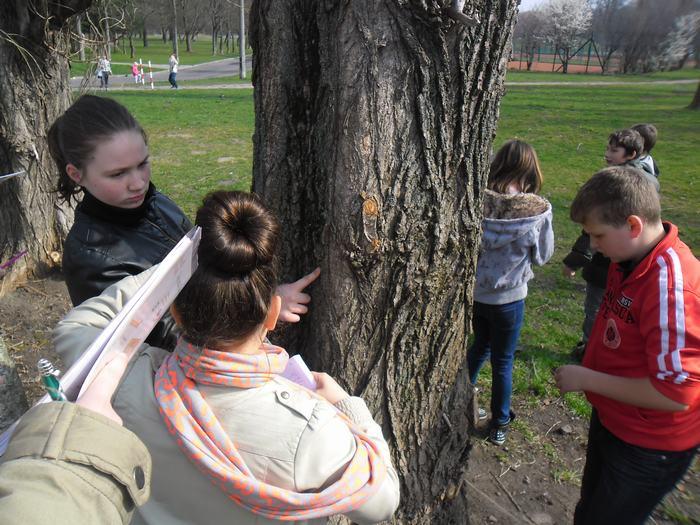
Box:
[474,189,554,305]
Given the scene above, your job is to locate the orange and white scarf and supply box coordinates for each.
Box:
[155,339,387,521]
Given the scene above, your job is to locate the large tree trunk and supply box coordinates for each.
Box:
[0,0,91,296]
[251,1,518,522]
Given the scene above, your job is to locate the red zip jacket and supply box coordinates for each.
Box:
[583,223,700,451]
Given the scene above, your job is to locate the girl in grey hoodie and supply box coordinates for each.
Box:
[468,140,554,445]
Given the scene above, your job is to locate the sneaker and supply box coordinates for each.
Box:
[489,411,515,446]
[489,425,509,446]
[478,408,488,421]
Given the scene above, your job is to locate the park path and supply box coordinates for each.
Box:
[70,56,252,90]
[72,56,697,91]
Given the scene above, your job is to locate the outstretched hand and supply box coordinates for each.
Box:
[276,267,321,323]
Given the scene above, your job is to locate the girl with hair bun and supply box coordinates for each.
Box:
[53,191,400,525]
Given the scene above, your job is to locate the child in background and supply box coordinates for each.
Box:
[132,61,141,83]
[555,166,699,525]
[631,123,660,177]
[468,140,554,445]
[563,128,659,361]
[48,95,318,347]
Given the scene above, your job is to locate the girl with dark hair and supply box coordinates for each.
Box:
[468,140,554,445]
[49,95,317,347]
[53,191,400,524]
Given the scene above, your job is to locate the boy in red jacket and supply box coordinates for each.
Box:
[555,166,699,525]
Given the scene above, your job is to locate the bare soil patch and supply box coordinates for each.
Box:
[0,276,697,524]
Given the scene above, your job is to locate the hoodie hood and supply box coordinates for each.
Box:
[474,189,554,305]
[480,189,552,251]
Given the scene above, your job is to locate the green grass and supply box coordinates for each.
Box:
[106,89,255,218]
[70,36,252,76]
[506,68,700,83]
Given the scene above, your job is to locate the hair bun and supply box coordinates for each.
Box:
[196,191,279,277]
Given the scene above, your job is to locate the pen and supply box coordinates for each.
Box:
[37,358,68,401]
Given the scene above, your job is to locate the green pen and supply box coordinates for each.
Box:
[37,358,68,401]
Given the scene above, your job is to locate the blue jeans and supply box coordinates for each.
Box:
[467,299,524,426]
[575,410,697,525]
[168,72,178,88]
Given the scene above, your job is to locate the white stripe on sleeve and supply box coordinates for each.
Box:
[655,249,687,384]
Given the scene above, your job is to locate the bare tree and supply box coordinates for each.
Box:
[178,0,204,53]
[514,9,546,70]
[542,0,592,73]
[209,0,225,55]
[590,0,627,74]
[0,1,93,294]
[251,0,519,521]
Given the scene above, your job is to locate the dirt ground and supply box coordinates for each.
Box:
[0,274,697,524]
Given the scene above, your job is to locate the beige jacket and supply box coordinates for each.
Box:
[54,269,400,525]
[0,402,151,525]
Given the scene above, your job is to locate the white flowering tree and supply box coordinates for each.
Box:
[657,12,700,70]
[541,0,593,73]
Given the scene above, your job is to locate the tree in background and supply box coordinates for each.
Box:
[590,0,629,74]
[251,0,519,520]
[619,0,698,73]
[656,11,700,70]
[541,0,593,73]
[514,9,546,70]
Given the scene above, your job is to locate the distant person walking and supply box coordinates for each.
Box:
[98,55,111,90]
[168,53,179,89]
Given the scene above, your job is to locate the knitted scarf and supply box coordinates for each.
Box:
[154,339,387,521]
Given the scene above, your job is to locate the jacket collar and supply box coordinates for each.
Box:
[615,222,677,282]
[77,183,155,227]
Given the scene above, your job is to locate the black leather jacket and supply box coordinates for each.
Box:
[62,184,192,347]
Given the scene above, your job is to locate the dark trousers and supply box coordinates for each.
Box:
[467,299,524,426]
[575,410,697,525]
[168,72,178,88]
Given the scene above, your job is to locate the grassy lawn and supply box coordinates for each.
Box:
[105,81,698,420]
[108,89,255,218]
[506,68,700,82]
[70,36,252,76]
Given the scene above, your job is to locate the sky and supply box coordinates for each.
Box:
[519,0,546,11]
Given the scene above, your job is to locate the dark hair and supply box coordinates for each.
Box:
[631,123,657,153]
[570,166,661,227]
[174,191,280,347]
[47,95,147,203]
[607,129,643,159]
[488,140,543,194]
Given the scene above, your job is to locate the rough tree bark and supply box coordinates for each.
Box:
[251,1,518,522]
[0,0,93,297]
